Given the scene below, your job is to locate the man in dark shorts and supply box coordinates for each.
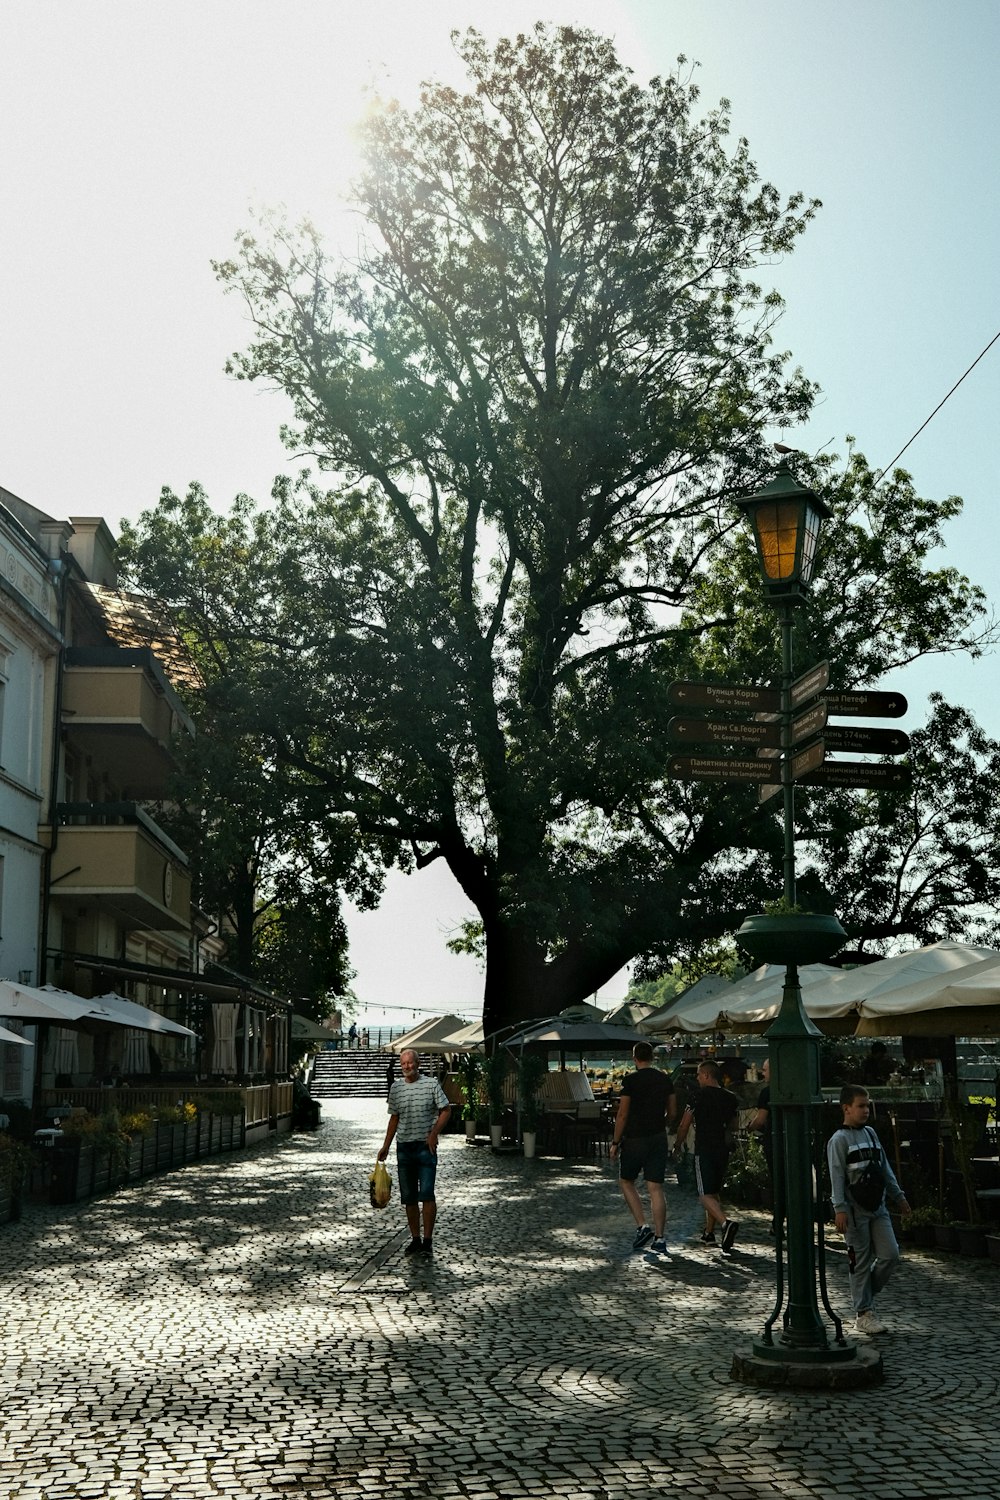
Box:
[673,1059,741,1252]
[378,1048,451,1255]
[610,1042,676,1252]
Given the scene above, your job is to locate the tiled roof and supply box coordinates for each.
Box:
[84,584,204,693]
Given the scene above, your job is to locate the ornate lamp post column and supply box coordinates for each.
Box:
[731,460,881,1387]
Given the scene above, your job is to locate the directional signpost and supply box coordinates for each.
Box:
[823,725,909,755]
[667,680,779,714]
[824,689,907,719]
[667,669,909,793]
[799,762,912,790]
[668,755,783,783]
[790,659,829,708]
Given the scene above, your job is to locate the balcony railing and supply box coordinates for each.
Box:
[63,646,195,799]
[50,802,191,931]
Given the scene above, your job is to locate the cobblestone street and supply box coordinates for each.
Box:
[1,1098,997,1500]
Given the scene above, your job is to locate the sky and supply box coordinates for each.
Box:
[2,1,999,1029]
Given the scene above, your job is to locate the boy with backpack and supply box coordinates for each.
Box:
[827,1084,911,1336]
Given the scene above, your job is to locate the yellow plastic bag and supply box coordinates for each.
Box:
[369,1158,392,1209]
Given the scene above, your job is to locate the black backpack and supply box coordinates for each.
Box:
[847,1127,886,1212]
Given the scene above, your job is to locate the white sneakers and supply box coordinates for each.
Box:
[853,1308,888,1335]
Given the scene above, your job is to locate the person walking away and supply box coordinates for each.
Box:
[827,1084,910,1336]
[610,1042,677,1252]
[379,1048,451,1255]
[748,1058,777,1234]
[673,1060,741,1251]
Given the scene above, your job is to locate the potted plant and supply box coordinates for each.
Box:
[517,1051,548,1159]
[737,902,847,968]
[459,1053,482,1140]
[0,1132,35,1222]
[955,1221,988,1257]
[484,1050,509,1148]
[933,1218,961,1251]
[905,1204,941,1248]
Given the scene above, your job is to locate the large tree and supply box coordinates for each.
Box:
[119,485,382,1018]
[124,27,990,1035]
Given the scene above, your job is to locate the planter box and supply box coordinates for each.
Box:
[912,1224,937,1248]
[934,1224,960,1251]
[956,1225,988,1257]
[986,1235,1000,1265]
[737,912,847,967]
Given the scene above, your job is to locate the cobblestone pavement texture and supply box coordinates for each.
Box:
[1,1099,997,1500]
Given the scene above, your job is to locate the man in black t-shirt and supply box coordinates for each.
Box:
[610,1042,676,1253]
[673,1059,741,1252]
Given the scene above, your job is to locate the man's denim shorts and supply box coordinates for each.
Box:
[396,1139,437,1204]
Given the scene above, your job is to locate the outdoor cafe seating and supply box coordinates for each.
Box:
[535,1070,615,1158]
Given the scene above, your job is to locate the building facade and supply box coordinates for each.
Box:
[0,487,291,1127]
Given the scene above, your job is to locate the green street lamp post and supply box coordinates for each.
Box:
[731,460,881,1387]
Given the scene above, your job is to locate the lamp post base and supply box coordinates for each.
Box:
[731,1342,883,1389]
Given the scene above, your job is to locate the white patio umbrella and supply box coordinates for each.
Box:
[87,992,196,1037]
[851,953,1000,1037]
[0,980,108,1026]
[0,1022,32,1046]
[390,1014,471,1054]
[291,1013,338,1043]
[440,1018,485,1049]
[642,963,849,1035]
[801,940,1000,1036]
[640,973,738,1035]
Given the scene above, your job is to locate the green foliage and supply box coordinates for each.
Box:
[458,1053,482,1121]
[117,483,372,1008]
[121,25,996,1037]
[483,1051,510,1115]
[517,1051,549,1131]
[724,1132,770,1206]
[905,1204,942,1227]
[0,1132,35,1192]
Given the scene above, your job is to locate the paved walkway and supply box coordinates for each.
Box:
[1,1098,997,1500]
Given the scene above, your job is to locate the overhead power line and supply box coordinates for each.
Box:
[874,326,1000,487]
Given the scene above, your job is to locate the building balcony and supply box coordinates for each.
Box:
[50,801,191,931]
[62,646,195,798]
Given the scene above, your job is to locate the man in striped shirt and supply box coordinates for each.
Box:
[378,1047,451,1255]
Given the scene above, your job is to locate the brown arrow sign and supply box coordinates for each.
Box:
[798,762,913,790]
[667,716,782,747]
[757,739,825,803]
[791,701,828,745]
[669,755,775,783]
[790,660,830,709]
[668,680,779,714]
[791,739,826,778]
[824,725,910,756]
[824,690,907,719]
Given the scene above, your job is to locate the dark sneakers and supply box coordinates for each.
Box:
[699,1230,717,1247]
[420,1238,433,1254]
[404,1238,423,1255]
[632,1225,654,1251]
[721,1219,740,1252]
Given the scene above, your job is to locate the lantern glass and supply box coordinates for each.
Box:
[737,461,831,598]
[755,499,804,582]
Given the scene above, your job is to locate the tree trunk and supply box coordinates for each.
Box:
[480,922,633,1041]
